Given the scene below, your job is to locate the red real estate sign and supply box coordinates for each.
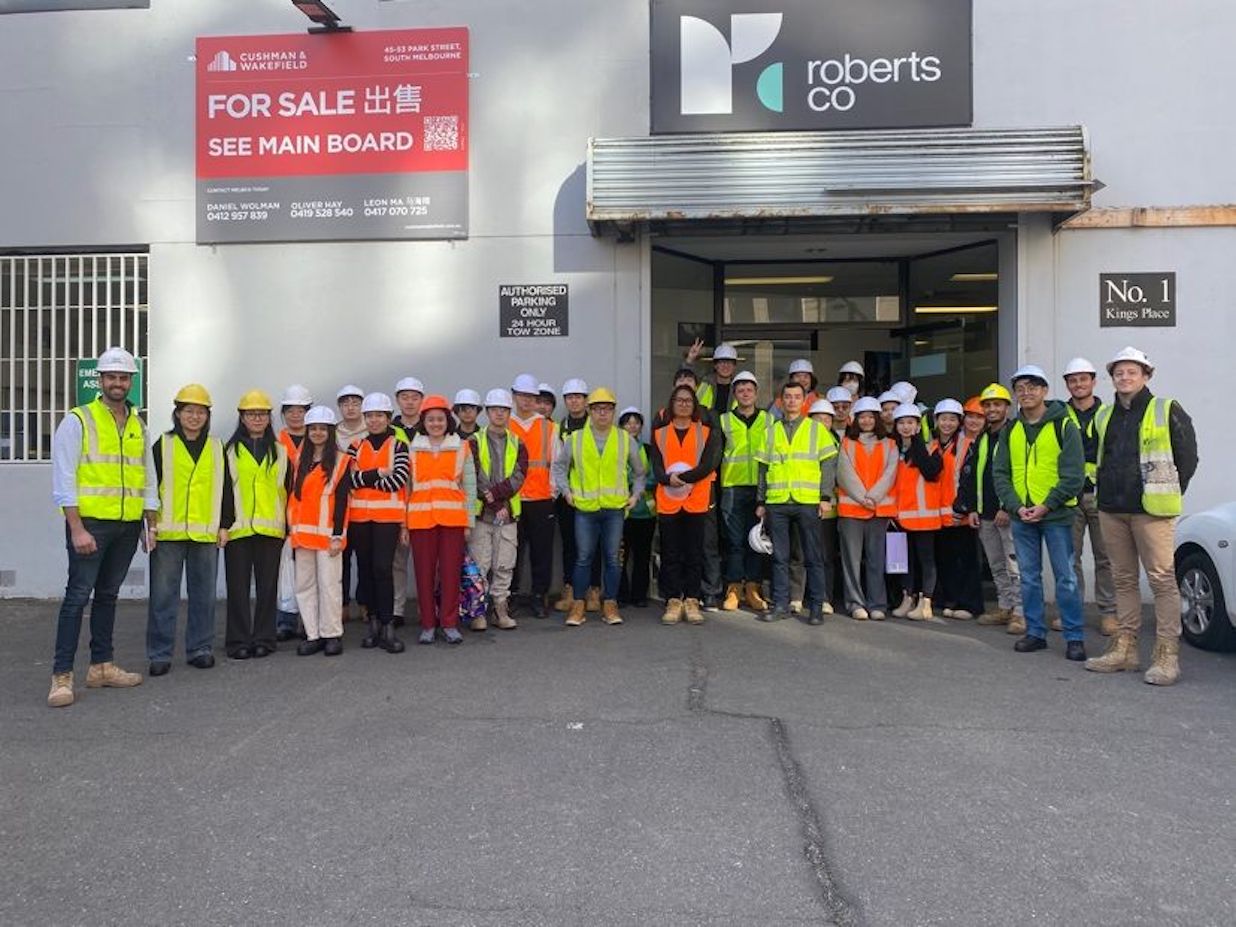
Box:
[196,28,469,242]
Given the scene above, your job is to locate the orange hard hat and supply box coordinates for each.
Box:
[419,394,451,415]
[963,397,984,415]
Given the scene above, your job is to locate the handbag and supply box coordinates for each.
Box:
[885,529,909,574]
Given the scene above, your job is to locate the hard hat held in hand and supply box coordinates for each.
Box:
[663,461,693,499]
[748,522,773,555]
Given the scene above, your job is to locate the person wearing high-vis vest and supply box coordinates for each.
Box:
[835,396,898,620]
[807,397,842,611]
[509,373,559,620]
[825,387,853,445]
[404,394,477,645]
[1062,357,1118,636]
[993,365,1086,661]
[391,376,425,629]
[147,384,231,674]
[1086,347,1198,686]
[718,371,771,612]
[957,383,1025,633]
[287,406,352,656]
[335,384,368,624]
[933,399,984,621]
[687,341,742,415]
[552,388,646,627]
[48,346,156,708]
[618,408,657,608]
[652,385,722,625]
[348,392,410,654]
[275,384,313,641]
[469,388,527,632]
[890,404,944,621]
[222,390,289,662]
[756,382,838,625]
[553,378,602,616]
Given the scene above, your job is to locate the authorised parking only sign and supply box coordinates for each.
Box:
[499,284,568,337]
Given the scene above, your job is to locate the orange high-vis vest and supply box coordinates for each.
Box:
[836,436,897,519]
[407,438,472,529]
[895,455,943,531]
[509,416,556,502]
[653,422,714,515]
[935,435,972,516]
[279,429,305,470]
[288,455,350,551]
[348,433,406,523]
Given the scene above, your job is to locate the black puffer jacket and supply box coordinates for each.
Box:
[1096,387,1198,514]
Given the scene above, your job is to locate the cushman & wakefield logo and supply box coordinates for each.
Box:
[652,0,972,133]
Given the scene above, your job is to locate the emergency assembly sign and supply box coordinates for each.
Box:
[196,29,469,243]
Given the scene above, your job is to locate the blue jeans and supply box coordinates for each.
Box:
[768,504,826,611]
[1011,519,1084,642]
[53,518,142,674]
[720,486,764,583]
[573,508,624,601]
[147,539,219,661]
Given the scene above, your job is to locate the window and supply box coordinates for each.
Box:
[1,252,148,462]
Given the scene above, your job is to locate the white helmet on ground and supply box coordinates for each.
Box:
[304,405,337,427]
[484,388,513,409]
[1106,346,1154,376]
[1063,357,1097,377]
[96,346,138,374]
[453,388,482,408]
[748,522,773,555]
[361,392,393,414]
[281,384,313,407]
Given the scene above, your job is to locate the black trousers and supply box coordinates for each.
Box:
[517,499,556,597]
[349,521,401,624]
[935,526,985,613]
[907,530,938,597]
[658,511,705,600]
[700,501,722,598]
[224,534,283,652]
[803,517,838,607]
[342,548,367,608]
[619,517,656,604]
[557,496,601,590]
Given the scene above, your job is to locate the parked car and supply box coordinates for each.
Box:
[1175,502,1236,651]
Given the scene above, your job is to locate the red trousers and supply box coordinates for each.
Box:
[409,524,466,630]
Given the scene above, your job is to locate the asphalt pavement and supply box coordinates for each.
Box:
[3,598,1234,926]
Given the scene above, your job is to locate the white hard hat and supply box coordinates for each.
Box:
[336,384,364,401]
[618,405,643,421]
[663,461,693,499]
[1106,346,1155,376]
[852,396,882,416]
[561,378,589,397]
[838,360,865,377]
[484,388,513,409]
[825,386,852,404]
[893,403,922,422]
[891,381,917,404]
[878,390,900,406]
[96,346,138,374]
[1063,357,1097,377]
[361,392,393,414]
[453,388,482,408]
[304,405,337,427]
[808,399,836,417]
[1010,364,1049,386]
[280,384,313,407]
[537,382,556,397]
[748,522,773,556]
[711,343,739,362]
[394,377,424,395]
[732,370,758,388]
[512,373,540,394]
[934,398,964,417]
[788,358,814,376]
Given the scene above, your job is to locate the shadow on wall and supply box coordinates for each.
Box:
[553,161,612,274]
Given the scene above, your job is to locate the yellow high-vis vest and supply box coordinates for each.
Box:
[569,427,631,512]
[759,418,837,506]
[1095,397,1182,516]
[71,397,148,522]
[226,441,288,540]
[157,434,225,542]
[719,410,769,488]
[475,429,522,519]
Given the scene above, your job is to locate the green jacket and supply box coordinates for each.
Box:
[992,399,1084,526]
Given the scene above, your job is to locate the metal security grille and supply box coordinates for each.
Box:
[0,252,148,462]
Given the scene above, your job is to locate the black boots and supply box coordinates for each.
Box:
[378,621,405,654]
[361,616,381,649]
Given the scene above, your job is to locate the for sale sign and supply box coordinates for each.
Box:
[196,28,469,243]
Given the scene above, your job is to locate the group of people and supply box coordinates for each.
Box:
[45,341,1197,709]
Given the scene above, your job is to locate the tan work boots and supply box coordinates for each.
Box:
[722,582,742,611]
[554,584,575,612]
[662,598,684,625]
[601,600,624,625]
[493,599,517,630]
[583,587,602,612]
[744,582,768,611]
[1085,633,1140,673]
[565,600,587,627]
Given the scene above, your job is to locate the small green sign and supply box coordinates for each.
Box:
[76,358,143,406]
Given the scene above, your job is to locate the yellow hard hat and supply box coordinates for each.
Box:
[587,387,617,406]
[979,383,1012,404]
[237,389,273,411]
[174,383,213,407]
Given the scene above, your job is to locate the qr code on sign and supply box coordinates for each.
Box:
[424,116,459,151]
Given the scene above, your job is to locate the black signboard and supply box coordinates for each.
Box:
[499,284,568,338]
[1099,273,1176,328]
[0,1,149,11]
[651,0,972,133]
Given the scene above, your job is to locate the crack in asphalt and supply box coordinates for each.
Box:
[687,634,861,927]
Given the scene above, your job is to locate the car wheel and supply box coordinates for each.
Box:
[1177,551,1236,652]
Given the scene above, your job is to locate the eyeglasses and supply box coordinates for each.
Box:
[1013,382,1046,394]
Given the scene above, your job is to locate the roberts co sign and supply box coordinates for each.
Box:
[650,0,972,133]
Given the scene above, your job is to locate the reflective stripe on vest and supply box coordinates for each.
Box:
[475,430,522,519]
[569,427,630,512]
[760,418,837,505]
[1095,397,1182,516]
[349,434,405,522]
[278,430,304,471]
[836,436,897,519]
[976,432,992,514]
[510,416,555,502]
[896,457,943,531]
[289,456,350,550]
[157,434,224,542]
[719,410,768,487]
[1006,418,1078,509]
[71,398,148,522]
[407,440,471,528]
[1065,403,1100,483]
[654,423,713,515]
[227,442,288,540]
[696,380,738,414]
